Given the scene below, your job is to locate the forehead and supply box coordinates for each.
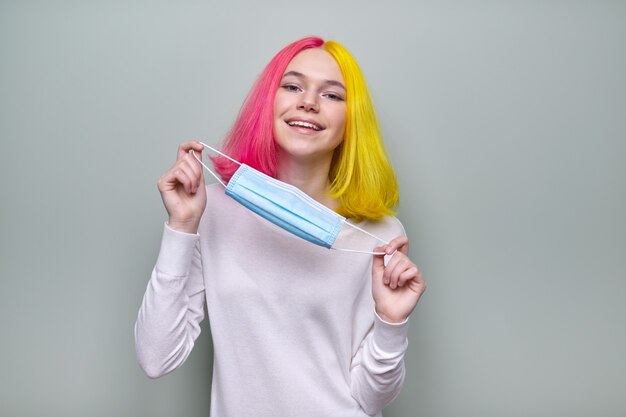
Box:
[284,48,344,84]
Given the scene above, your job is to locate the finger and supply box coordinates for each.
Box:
[374,246,393,285]
[384,235,409,256]
[386,255,410,289]
[158,165,186,193]
[167,157,200,194]
[181,153,204,186]
[372,247,386,275]
[185,148,208,188]
[188,151,206,185]
[406,270,427,298]
[176,160,203,194]
[371,248,389,292]
[177,140,205,160]
[173,166,195,194]
[414,268,425,286]
[159,149,206,194]
[414,272,427,293]
[390,255,419,288]
[382,251,404,286]
[396,266,419,288]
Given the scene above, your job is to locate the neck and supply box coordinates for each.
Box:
[276,153,338,210]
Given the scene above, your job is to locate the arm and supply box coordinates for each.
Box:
[134,224,206,378]
[134,141,208,378]
[350,314,409,415]
[351,235,427,414]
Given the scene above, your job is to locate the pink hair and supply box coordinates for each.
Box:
[212,36,324,181]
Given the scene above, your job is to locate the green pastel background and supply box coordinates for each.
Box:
[1,1,625,416]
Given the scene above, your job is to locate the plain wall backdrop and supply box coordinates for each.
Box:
[1,1,625,416]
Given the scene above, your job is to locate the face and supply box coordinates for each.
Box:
[273,48,347,163]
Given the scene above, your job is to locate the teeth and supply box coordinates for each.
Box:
[287,120,321,131]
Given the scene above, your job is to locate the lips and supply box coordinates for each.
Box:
[285,118,324,131]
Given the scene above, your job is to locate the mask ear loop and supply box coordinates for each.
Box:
[331,222,392,256]
[191,141,394,257]
[190,141,241,188]
[333,247,388,255]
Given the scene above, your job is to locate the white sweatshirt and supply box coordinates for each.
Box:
[135,184,410,417]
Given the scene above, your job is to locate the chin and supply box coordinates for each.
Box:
[278,143,329,161]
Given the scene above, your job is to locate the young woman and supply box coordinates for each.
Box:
[135,36,426,417]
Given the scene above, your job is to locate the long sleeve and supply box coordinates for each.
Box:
[135,185,415,416]
[134,223,206,378]
[349,313,409,415]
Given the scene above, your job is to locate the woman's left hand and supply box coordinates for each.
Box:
[372,236,427,323]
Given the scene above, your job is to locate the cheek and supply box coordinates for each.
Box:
[335,107,347,133]
[273,91,293,116]
[273,97,281,119]
[273,92,285,119]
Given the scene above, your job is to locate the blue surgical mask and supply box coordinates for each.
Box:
[193,142,389,255]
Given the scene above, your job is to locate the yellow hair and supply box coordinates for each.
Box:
[323,41,399,221]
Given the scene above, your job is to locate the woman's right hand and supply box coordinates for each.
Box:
[157,141,207,234]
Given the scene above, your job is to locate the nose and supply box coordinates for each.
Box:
[297,94,319,112]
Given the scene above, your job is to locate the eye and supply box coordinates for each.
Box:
[322,92,344,101]
[282,84,302,93]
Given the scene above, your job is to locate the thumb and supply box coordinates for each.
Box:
[371,248,389,296]
[372,247,386,276]
[190,149,207,184]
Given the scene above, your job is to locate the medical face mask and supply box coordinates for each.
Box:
[192,142,389,255]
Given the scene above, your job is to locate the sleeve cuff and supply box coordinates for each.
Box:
[155,222,201,277]
[373,312,409,353]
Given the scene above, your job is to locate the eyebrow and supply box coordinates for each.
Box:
[282,71,346,90]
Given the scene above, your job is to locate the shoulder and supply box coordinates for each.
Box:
[352,215,406,244]
[379,216,406,234]
[202,182,238,216]
[198,182,250,237]
[374,216,406,239]
[205,182,225,198]
[205,182,230,205]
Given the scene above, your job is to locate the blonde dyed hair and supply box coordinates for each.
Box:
[323,41,399,221]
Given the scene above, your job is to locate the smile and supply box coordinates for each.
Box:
[286,120,323,131]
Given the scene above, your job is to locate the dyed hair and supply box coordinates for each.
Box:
[213,36,399,221]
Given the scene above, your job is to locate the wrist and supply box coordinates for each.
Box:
[373,312,410,353]
[167,217,200,234]
[375,309,408,324]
